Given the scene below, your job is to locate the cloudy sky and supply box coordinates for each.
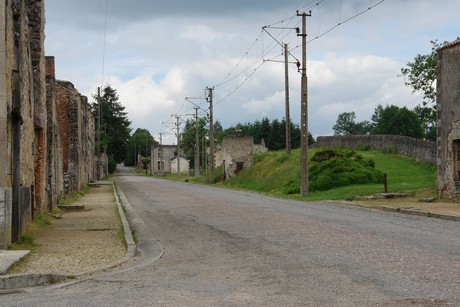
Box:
[44,0,459,144]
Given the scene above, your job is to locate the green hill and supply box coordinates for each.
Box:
[222,148,437,201]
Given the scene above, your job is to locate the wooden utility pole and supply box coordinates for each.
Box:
[175,115,181,176]
[207,87,214,183]
[284,43,291,155]
[297,10,311,197]
[97,87,102,179]
[194,107,200,176]
[159,133,163,176]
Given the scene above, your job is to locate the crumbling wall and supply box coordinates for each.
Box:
[0,0,12,248]
[57,80,95,196]
[313,135,436,164]
[436,39,460,199]
[222,136,255,178]
[7,0,47,240]
[45,56,64,208]
[1,0,96,246]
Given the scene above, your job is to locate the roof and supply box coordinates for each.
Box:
[169,155,189,162]
[437,38,460,52]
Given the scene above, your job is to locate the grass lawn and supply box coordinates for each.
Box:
[223,149,437,201]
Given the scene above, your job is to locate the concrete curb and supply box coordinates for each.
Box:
[0,181,138,292]
[113,181,165,264]
[113,182,137,258]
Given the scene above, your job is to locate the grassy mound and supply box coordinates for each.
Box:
[308,149,384,192]
[222,148,436,200]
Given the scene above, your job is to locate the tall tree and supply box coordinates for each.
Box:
[180,117,208,170]
[125,128,157,166]
[92,85,131,163]
[400,40,454,140]
[333,112,370,135]
[268,119,283,150]
[371,105,423,139]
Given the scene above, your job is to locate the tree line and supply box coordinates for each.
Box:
[333,104,427,139]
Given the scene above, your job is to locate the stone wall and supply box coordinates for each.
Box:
[0,0,10,247]
[436,39,460,199]
[9,0,44,240]
[0,0,97,247]
[313,135,436,164]
[0,188,11,249]
[56,80,95,196]
[45,56,64,208]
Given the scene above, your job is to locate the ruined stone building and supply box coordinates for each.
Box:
[216,135,267,179]
[436,38,460,199]
[151,145,189,175]
[1,0,97,248]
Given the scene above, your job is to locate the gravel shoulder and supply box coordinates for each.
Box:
[8,183,127,276]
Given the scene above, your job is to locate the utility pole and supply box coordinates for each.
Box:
[159,133,163,176]
[194,107,200,176]
[297,10,311,197]
[284,43,291,155]
[97,87,101,179]
[175,115,181,176]
[202,135,206,173]
[207,87,214,184]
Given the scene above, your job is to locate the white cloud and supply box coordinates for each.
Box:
[44,0,455,144]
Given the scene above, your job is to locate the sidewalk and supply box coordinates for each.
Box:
[0,181,135,291]
[330,193,460,222]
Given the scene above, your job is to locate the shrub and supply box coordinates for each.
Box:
[108,155,117,174]
[309,149,384,191]
[283,178,300,194]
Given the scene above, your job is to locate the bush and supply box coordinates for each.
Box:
[309,149,384,191]
[108,155,117,174]
[283,178,300,194]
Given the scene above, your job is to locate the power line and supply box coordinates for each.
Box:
[100,0,108,88]
[211,1,328,107]
[307,0,385,44]
[169,0,385,124]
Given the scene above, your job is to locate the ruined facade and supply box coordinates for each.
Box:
[0,0,97,248]
[56,80,95,196]
[216,135,267,178]
[436,39,460,199]
[151,145,189,174]
[0,0,48,247]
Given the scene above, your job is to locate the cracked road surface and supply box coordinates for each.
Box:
[2,166,459,306]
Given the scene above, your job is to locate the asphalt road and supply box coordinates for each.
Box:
[2,166,459,306]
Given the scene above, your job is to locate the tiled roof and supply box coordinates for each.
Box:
[438,38,460,51]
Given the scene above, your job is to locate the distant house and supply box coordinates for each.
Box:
[436,38,460,198]
[151,145,190,175]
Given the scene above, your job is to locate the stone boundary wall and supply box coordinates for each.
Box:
[313,135,436,164]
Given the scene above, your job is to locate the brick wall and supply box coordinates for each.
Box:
[34,128,46,212]
[57,82,70,174]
